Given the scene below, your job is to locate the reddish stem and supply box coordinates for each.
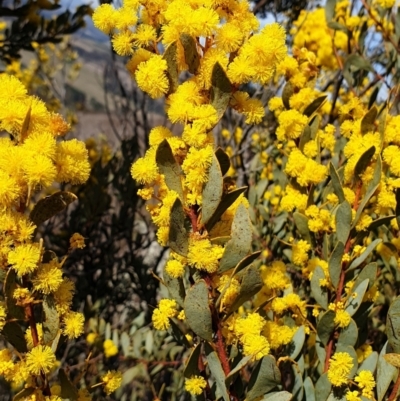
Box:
[388,370,400,401]
[188,207,198,233]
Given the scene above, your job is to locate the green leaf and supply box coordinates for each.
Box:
[315,373,331,401]
[59,368,78,400]
[352,155,381,228]
[42,295,59,344]
[2,322,27,353]
[184,280,213,341]
[120,332,130,356]
[205,343,229,401]
[180,34,199,74]
[353,262,377,290]
[225,355,252,387]
[156,139,184,200]
[309,114,320,139]
[169,198,190,256]
[293,212,312,243]
[336,201,352,243]
[325,0,337,21]
[291,364,304,400]
[361,106,377,134]
[169,318,191,348]
[288,326,305,359]
[231,251,261,277]
[201,154,224,225]
[163,42,179,94]
[304,376,316,401]
[210,236,231,245]
[329,241,344,289]
[163,264,186,307]
[387,296,400,354]
[377,342,397,401]
[304,96,328,117]
[345,279,369,317]
[4,268,25,320]
[338,318,358,347]
[215,148,231,176]
[13,388,34,401]
[20,103,32,142]
[227,265,263,315]
[184,343,202,378]
[282,82,293,109]
[327,21,349,33]
[29,191,77,226]
[311,266,328,310]
[218,204,252,273]
[358,351,378,373]
[348,239,382,269]
[354,146,375,184]
[263,391,292,401]
[247,356,281,401]
[205,187,247,232]
[317,310,336,346]
[368,215,396,231]
[329,163,345,203]
[211,62,231,121]
[343,55,373,86]
[299,125,311,152]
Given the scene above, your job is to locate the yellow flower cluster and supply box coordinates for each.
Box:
[152,298,178,331]
[0,74,93,394]
[327,352,354,386]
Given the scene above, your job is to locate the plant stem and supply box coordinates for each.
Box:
[388,369,400,401]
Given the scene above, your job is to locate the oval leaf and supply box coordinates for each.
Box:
[169,198,190,256]
[30,191,77,226]
[184,280,213,341]
[218,203,252,273]
[205,343,229,401]
[201,154,224,224]
[156,139,184,200]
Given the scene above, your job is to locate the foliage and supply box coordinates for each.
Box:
[4,0,400,400]
[0,0,91,65]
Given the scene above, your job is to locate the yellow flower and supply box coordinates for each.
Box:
[135,55,169,99]
[355,370,375,398]
[103,339,119,358]
[185,375,207,395]
[86,332,98,345]
[327,352,354,386]
[292,240,311,266]
[92,4,117,34]
[165,259,185,278]
[356,344,373,363]
[62,311,85,339]
[152,299,178,330]
[187,237,224,273]
[101,370,122,395]
[112,31,135,56]
[8,243,41,276]
[346,390,361,401]
[242,334,270,360]
[55,139,91,185]
[32,259,63,294]
[70,233,85,249]
[26,345,56,375]
[53,278,75,315]
[131,147,159,185]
